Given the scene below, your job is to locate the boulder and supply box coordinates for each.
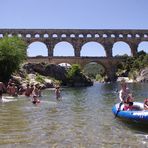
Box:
[136,67,148,82]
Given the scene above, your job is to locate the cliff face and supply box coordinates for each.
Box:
[136,67,148,82]
[22,63,93,87]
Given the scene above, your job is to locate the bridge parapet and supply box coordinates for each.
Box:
[0,29,148,40]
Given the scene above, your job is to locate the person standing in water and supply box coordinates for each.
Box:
[31,83,40,104]
[0,82,6,101]
[55,86,61,101]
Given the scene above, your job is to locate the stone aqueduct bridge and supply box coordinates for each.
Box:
[0,29,148,81]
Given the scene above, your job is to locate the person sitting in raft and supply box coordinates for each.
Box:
[119,79,130,103]
[144,98,148,110]
[25,84,34,97]
[8,83,18,97]
[32,95,40,105]
[123,93,134,111]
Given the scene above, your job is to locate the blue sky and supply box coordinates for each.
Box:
[0,0,148,56]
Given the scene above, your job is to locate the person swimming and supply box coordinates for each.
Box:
[32,95,40,105]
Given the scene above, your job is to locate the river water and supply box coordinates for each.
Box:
[0,82,148,148]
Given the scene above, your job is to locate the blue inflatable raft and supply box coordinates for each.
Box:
[112,102,148,124]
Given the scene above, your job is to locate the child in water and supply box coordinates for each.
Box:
[55,86,61,101]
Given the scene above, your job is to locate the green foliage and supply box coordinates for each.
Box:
[95,74,104,82]
[67,64,81,79]
[0,36,27,82]
[83,63,105,79]
[53,80,61,86]
[116,50,148,80]
[35,74,45,83]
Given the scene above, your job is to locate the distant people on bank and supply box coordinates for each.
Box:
[32,83,40,97]
[7,83,18,97]
[24,84,32,97]
[119,79,134,111]
[18,85,25,95]
[144,98,148,110]
[55,85,61,101]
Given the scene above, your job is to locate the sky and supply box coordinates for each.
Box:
[0,0,148,56]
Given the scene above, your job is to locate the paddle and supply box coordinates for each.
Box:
[115,102,123,118]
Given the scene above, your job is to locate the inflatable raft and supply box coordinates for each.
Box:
[112,102,148,124]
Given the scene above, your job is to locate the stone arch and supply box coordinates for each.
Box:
[26,34,31,38]
[144,34,148,38]
[83,61,106,79]
[0,34,3,38]
[53,41,75,56]
[94,34,100,38]
[43,34,49,38]
[61,34,67,38]
[86,34,92,38]
[27,41,48,57]
[81,41,106,57]
[70,34,75,38]
[52,34,58,38]
[34,34,40,38]
[112,41,131,56]
[138,41,148,53]
[17,34,22,37]
[58,63,71,68]
[79,34,84,38]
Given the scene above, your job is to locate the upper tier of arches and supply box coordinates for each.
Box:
[0,29,148,57]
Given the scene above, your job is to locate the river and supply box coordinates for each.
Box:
[0,82,148,148]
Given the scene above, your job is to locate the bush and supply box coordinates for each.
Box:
[0,36,27,82]
[67,64,81,79]
[116,50,148,78]
[35,74,45,83]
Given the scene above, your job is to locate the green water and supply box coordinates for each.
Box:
[0,82,148,148]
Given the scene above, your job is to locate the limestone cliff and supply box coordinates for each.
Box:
[22,63,93,87]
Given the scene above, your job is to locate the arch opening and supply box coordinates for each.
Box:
[81,41,106,57]
[138,41,148,53]
[58,63,71,69]
[54,41,74,56]
[112,41,131,57]
[83,62,106,82]
[27,41,48,57]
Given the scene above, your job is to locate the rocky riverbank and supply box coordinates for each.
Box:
[12,63,93,89]
[117,67,148,83]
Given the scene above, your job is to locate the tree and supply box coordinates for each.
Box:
[67,64,81,79]
[116,51,148,79]
[0,36,27,82]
